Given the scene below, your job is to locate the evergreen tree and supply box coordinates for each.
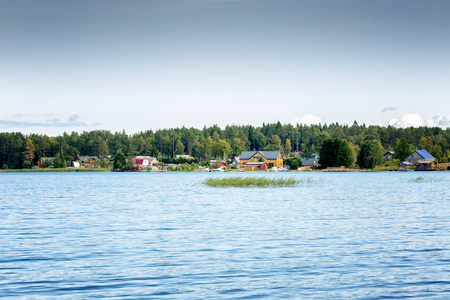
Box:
[175,140,185,155]
[394,137,411,161]
[24,138,35,162]
[319,138,339,167]
[113,149,126,170]
[54,153,67,168]
[98,140,110,158]
[357,140,384,169]
[431,145,443,162]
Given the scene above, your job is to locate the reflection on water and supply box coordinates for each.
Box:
[1,172,449,298]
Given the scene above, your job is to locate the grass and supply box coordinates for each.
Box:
[203,176,309,187]
[0,168,111,173]
[409,176,446,182]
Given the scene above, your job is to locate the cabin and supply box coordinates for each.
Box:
[76,155,100,167]
[239,162,268,171]
[133,156,158,167]
[38,157,55,167]
[301,157,320,168]
[383,151,395,161]
[416,159,437,171]
[212,161,228,168]
[404,150,435,166]
[239,151,283,169]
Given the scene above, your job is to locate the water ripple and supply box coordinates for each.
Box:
[0,172,449,298]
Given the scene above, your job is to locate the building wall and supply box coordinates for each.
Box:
[240,153,283,168]
[405,152,431,165]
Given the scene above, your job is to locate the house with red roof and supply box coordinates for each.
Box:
[132,156,159,170]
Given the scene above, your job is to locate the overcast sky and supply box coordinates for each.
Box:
[1,0,449,135]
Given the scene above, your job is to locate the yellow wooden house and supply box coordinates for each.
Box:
[239,151,283,170]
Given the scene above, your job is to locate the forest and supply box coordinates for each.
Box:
[1,121,449,169]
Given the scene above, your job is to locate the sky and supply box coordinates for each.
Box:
[1,0,449,135]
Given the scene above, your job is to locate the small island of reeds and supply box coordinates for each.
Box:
[203,176,303,187]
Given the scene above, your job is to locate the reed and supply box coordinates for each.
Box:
[409,176,446,182]
[203,176,303,187]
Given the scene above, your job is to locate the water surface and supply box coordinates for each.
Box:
[1,172,449,299]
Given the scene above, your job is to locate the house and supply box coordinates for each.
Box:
[213,161,228,168]
[416,159,437,171]
[76,155,100,167]
[301,157,320,168]
[38,157,55,167]
[133,156,158,167]
[239,151,283,169]
[383,151,395,161]
[404,150,435,166]
[229,156,240,167]
[239,162,268,171]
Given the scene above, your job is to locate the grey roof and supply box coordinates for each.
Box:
[240,151,257,160]
[240,151,280,160]
[258,151,281,160]
[302,158,319,166]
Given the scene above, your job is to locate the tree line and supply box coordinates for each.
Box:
[1,121,449,169]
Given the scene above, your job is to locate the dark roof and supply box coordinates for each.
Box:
[240,151,280,160]
[302,158,319,166]
[415,150,434,160]
[240,151,257,160]
[78,155,99,162]
[258,151,281,160]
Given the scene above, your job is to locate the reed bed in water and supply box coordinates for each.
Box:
[204,176,302,187]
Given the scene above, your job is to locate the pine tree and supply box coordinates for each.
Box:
[114,149,126,170]
[394,137,411,161]
[357,140,383,169]
[54,153,67,168]
[24,138,35,163]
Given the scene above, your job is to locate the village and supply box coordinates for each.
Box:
[33,148,450,172]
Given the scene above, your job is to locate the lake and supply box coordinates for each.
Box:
[1,171,449,299]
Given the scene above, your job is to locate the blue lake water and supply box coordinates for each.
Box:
[1,171,449,299]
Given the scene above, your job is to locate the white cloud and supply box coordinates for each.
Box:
[389,113,425,128]
[425,116,450,128]
[290,114,323,126]
[389,113,450,128]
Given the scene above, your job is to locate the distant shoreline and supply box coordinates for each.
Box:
[0,168,111,173]
[1,168,447,173]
